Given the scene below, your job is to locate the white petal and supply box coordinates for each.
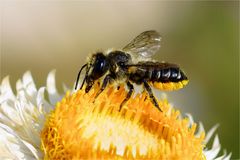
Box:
[22,71,37,97]
[185,113,194,126]
[46,70,62,105]
[0,112,13,127]
[204,135,221,160]
[214,149,232,160]
[0,72,48,159]
[0,76,15,103]
[36,87,45,112]
[0,123,24,159]
[1,100,22,126]
[204,124,219,144]
[222,153,232,160]
[16,79,23,93]
[21,139,39,159]
[196,122,205,137]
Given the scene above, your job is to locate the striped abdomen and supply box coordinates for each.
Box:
[149,67,188,90]
[128,62,189,91]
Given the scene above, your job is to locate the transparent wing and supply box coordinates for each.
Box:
[122,30,161,58]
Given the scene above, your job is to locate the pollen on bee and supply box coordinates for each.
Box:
[152,80,188,91]
[182,80,189,86]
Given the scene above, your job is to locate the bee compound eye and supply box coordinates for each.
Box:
[95,59,105,72]
[91,55,109,79]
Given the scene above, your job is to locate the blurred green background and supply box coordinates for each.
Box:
[0,1,239,158]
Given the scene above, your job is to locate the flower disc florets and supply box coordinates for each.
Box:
[41,84,205,159]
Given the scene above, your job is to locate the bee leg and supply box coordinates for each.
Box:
[94,74,113,100]
[143,81,162,112]
[144,95,148,101]
[119,81,134,111]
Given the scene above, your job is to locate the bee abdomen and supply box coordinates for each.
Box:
[150,68,188,91]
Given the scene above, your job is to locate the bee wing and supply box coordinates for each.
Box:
[122,30,161,58]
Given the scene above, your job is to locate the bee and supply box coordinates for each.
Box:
[75,30,188,111]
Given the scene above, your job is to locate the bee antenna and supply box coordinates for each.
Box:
[75,63,87,90]
[79,74,87,90]
[80,64,91,90]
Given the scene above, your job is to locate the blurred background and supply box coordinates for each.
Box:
[0,1,239,158]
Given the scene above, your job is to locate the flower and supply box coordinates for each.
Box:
[0,71,231,160]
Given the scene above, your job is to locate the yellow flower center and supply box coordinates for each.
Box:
[41,85,206,160]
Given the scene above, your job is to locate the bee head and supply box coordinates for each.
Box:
[85,52,109,93]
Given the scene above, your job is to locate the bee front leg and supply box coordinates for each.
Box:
[119,81,134,111]
[95,74,113,99]
[143,81,162,112]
